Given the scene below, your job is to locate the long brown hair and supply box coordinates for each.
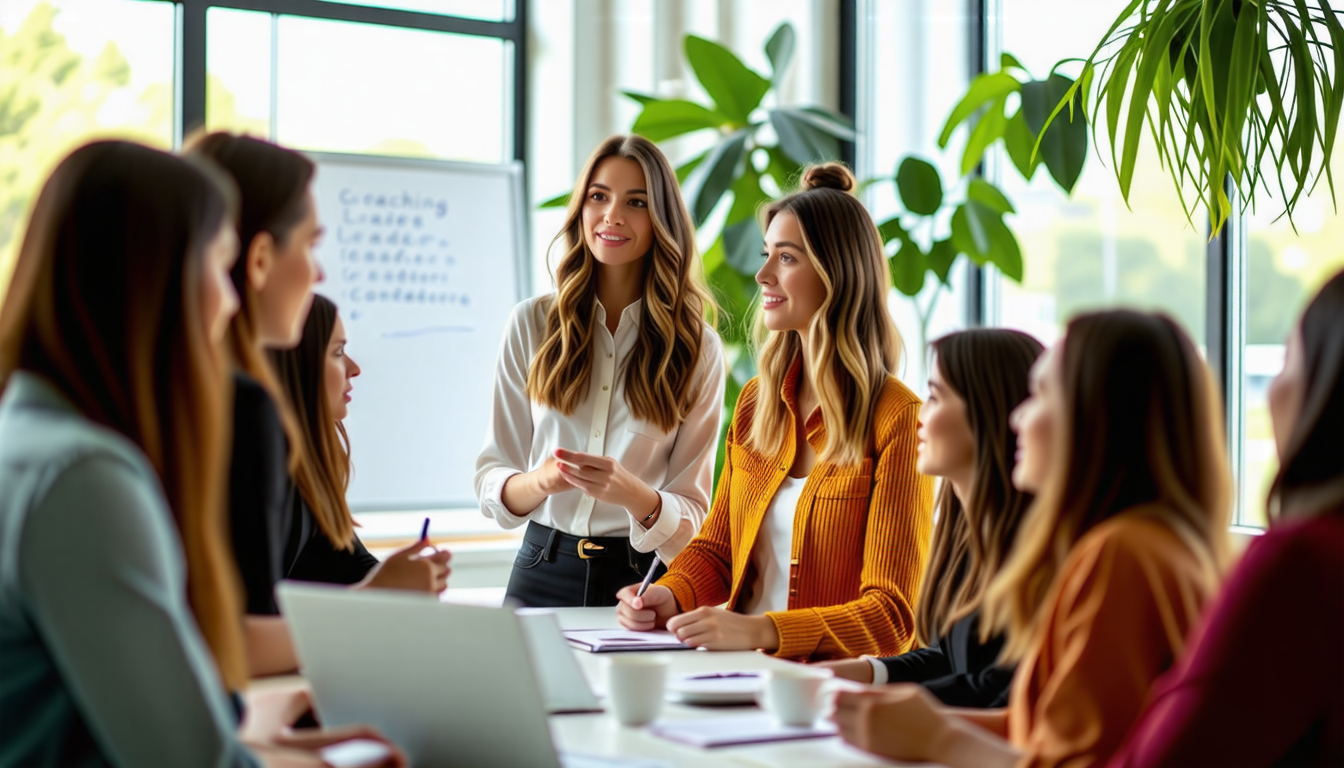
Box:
[527,135,716,432]
[914,329,1042,646]
[184,133,343,544]
[1270,269,1344,520]
[749,163,902,466]
[268,294,355,548]
[0,140,248,689]
[982,310,1231,660]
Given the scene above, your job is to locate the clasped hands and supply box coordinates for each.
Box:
[614,584,780,652]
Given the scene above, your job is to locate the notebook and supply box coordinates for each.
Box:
[564,628,694,653]
[649,713,838,748]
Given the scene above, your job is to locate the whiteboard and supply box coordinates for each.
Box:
[307,152,527,510]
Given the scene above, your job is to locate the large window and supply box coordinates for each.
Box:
[0,0,176,297]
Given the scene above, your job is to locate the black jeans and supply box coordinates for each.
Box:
[505,521,666,608]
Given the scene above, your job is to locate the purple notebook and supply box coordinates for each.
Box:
[649,713,837,748]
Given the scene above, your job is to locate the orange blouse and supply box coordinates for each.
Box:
[1007,511,1217,768]
[657,362,934,661]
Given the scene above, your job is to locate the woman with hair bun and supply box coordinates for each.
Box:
[616,163,935,661]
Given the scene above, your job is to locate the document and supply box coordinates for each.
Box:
[649,713,837,748]
[563,629,693,653]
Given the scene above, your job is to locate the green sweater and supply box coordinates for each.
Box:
[0,372,258,768]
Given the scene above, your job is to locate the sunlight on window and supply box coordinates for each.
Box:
[0,0,174,299]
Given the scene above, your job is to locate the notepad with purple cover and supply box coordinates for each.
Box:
[648,713,837,748]
[562,629,693,653]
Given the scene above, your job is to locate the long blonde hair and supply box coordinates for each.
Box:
[981,310,1231,661]
[748,163,902,466]
[527,135,716,431]
[0,141,248,690]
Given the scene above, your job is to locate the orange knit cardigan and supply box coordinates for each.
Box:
[657,363,934,660]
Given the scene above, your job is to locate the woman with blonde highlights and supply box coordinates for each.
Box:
[616,163,934,660]
[476,135,725,607]
[834,309,1231,768]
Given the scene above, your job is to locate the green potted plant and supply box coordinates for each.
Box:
[1039,0,1344,234]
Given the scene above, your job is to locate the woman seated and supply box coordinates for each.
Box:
[834,309,1231,768]
[822,328,1041,707]
[1106,270,1344,768]
[616,163,935,661]
[0,140,399,767]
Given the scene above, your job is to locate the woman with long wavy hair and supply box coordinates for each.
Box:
[834,309,1231,768]
[821,328,1041,706]
[616,163,935,660]
[0,141,400,767]
[475,134,725,607]
[187,133,449,677]
[1105,271,1344,768]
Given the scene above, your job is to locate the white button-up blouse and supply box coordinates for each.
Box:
[475,294,726,560]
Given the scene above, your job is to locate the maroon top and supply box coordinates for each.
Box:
[1107,513,1344,768]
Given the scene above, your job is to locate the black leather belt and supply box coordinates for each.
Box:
[523,521,635,562]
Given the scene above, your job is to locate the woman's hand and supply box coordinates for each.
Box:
[615,583,681,631]
[553,448,660,522]
[360,541,451,594]
[665,607,780,652]
[832,684,951,762]
[814,658,876,684]
[251,726,406,768]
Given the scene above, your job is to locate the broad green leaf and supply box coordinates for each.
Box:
[1001,52,1026,72]
[770,108,842,165]
[1022,74,1088,193]
[877,216,908,247]
[765,23,796,90]
[895,157,944,215]
[764,146,803,194]
[927,238,957,284]
[684,35,771,125]
[724,219,765,276]
[631,99,726,142]
[538,190,571,209]
[621,90,658,106]
[953,200,1023,280]
[981,212,1024,281]
[1003,109,1042,180]
[937,71,1021,148]
[676,151,708,184]
[726,163,770,225]
[967,178,1015,214]
[795,107,858,140]
[683,129,750,226]
[889,241,927,297]
[951,203,991,263]
[960,94,1010,175]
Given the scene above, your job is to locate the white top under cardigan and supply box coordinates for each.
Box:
[475,294,726,561]
[742,474,808,615]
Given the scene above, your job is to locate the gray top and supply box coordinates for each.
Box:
[0,372,258,768]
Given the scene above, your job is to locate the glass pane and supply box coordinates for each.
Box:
[274,15,508,163]
[316,0,511,22]
[0,0,174,298]
[994,0,1207,349]
[206,7,272,137]
[1239,155,1344,526]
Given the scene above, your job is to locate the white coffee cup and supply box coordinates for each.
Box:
[758,667,833,727]
[605,655,669,726]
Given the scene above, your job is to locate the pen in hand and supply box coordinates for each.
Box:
[635,554,662,598]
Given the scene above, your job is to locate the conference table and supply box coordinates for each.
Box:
[542,607,940,768]
[250,604,940,768]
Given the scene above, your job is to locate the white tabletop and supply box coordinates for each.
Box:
[545,607,932,768]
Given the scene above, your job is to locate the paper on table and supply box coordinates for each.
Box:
[649,713,838,748]
[563,629,693,653]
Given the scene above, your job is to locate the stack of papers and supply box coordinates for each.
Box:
[649,713,837,747]
[563,629,693,652]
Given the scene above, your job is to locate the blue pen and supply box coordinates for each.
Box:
[419,516,430,542]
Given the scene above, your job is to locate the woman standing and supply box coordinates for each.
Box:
[617,164,935,660]
[476,135,725,608]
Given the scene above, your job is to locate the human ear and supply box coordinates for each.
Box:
[245,231,276,293]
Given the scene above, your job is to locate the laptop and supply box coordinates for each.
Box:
[277,583,654,768]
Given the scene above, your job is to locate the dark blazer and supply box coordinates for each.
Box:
[880,609,1014,708]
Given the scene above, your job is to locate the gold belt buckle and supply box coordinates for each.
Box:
[577,539,605,559]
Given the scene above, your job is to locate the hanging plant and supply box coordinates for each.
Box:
[1041,0,1344,234]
